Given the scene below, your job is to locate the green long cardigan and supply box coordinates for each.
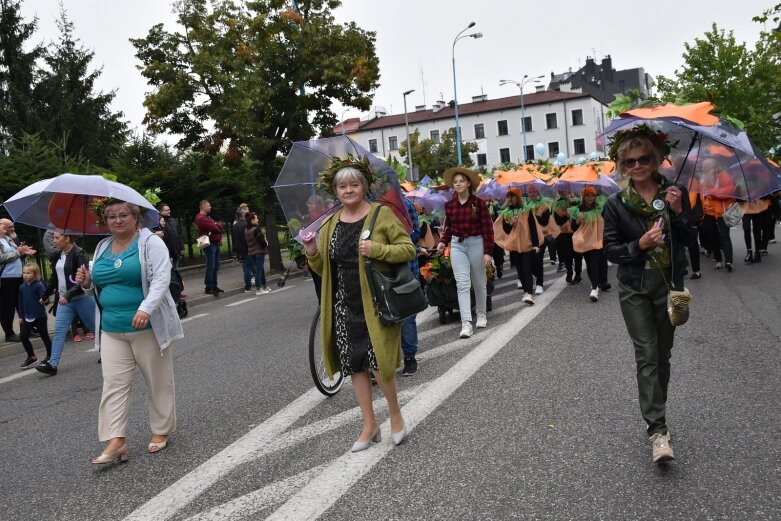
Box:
[307,203,415,383]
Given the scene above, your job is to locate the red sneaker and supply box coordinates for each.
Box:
[85,332,95,340]
[73,334,83,342]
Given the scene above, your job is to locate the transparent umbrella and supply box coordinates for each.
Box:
[272,136,412,243]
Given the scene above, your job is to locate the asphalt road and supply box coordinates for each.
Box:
[1,229,779,521]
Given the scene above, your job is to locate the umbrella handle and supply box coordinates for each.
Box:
[674,132,700,185]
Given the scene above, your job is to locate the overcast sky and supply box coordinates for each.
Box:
[20,0,772,138]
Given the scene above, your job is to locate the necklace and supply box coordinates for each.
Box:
[103,234,139,269]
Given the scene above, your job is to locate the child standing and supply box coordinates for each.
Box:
[18,264,52,369]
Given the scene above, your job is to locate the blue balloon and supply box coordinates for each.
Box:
[589,152,599,160]
[535,143,546,156]
[556,152,567,164]
[577,157,587,165]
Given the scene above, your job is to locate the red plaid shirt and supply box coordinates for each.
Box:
[440,193,495,254]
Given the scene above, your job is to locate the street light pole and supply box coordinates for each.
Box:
[340,108,350,136]
[500,74,544,162]
[402,89,415,181]
[451,22,482,165]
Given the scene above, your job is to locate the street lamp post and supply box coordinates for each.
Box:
[499,74,544,162]
[340,108,350,135]
[451,22,483,165]
[402,89,415,181]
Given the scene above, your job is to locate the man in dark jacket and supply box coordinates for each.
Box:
[231,206,249,262]
[157,203,185,268]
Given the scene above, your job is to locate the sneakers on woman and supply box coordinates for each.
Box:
[650,432,675,463]
[516,280,523,290]
[20,355,38,369]
[459,322,473,339]
[589,288,599,302]
[522,293,534,305]
[475,313,487,328]
[85,332,95,340]
[534,285,544,295]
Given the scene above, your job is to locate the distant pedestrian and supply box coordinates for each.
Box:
[603,125,696,463]
[232,206,250,263]
[195,200,224,295]
[401,198,420,376]
[157,203,185,268]
[437,167,494,339]
[243,212,271,294]
[36,231,96,376]
[571,186,609,302]
[17,264,51,369]
[0,219,36,342]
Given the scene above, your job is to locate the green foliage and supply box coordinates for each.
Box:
[385,155,408,182]
[398,128,478,181]
[607,88,663,118]
[656,23,781,152]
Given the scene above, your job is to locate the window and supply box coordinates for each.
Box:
[573,138,586,155]
[430,130,440,143]
[525,145,535,161]
[474,123,485,139]
[499,148,511,163]
[571,109,584,126]
[368,139,378,153]
[477,153,487,167]
[497,120,509,136]
[546,113,558,129]
[522,116,533,133]
[547,141,559,158]
[388,136,398,150]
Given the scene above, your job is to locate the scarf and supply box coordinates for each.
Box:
[620,175,671,269]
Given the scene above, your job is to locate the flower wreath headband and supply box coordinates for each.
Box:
[316,154,375,196]
[606,123,678,163]
[90,197,147,226]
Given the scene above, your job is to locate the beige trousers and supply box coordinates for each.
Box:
[98,329,176,441]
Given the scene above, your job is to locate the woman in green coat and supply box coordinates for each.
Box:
[302,160,415,452]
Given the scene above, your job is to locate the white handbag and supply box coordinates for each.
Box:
[197,234,210,249]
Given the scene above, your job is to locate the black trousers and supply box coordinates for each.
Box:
[544,235,557,262]
[0,276,22,336]
[20,317,52,358]
[555,233,574,276]
[702,215,732,263]
[759,207,775,249]
[742,213,763,251]
[532,248,544,286]
[509,251,534,294]
[687,222,702,272]
[583,249,607,289]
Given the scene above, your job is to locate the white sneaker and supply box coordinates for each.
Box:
[475,313,487,328]
[459,322,473,338]
[589,288,599,302]
[516,280,523,289]
[522,293,535,305]
[534,284,544,295]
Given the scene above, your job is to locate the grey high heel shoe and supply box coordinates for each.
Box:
[391,423,407,446]
[351,426,381,452]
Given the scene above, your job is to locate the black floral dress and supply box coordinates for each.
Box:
[329,217,377,376]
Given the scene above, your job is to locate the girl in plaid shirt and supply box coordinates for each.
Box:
[437,168,494,339]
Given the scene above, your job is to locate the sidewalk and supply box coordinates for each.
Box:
[0,256,306,361]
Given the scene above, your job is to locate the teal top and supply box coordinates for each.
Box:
[92,237,151,333]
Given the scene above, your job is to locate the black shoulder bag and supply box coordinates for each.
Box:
[363,206,427,325]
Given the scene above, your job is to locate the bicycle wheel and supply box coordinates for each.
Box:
[308,308,344,396]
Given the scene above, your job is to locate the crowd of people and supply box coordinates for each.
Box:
[1,137,779,467]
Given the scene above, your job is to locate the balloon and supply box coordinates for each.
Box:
[556,152,567,164]
[535,143,546,157]
[589,152,599,160]
[577,157,587,165]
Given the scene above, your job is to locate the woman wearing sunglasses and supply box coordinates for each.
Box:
[602,125,697,464]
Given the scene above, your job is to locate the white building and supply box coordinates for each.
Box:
[337,91,609,171]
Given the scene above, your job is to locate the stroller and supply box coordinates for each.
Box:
[169,267,188,318]
[424,255,494,324]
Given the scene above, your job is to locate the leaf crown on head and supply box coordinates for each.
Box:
[90,197,147,225]
[607,123,677,162]
[316,154,375,196]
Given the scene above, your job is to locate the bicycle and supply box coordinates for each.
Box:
[308,308,344,396]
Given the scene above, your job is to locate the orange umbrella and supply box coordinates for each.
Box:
[400,181,415,192]
[624,101,719,126]
[557,164,600,183]
[495,168,540,185]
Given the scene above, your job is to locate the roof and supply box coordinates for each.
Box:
[333,117,361,134]
[349,91,592,132]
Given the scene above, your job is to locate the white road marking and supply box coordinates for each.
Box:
[265,278,567,519]
[225,298,256,307]
[0,369,38,385]
[123,388,326,521]
[180,313,209,324]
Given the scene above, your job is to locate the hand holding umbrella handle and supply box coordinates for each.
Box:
[76,264,93,290]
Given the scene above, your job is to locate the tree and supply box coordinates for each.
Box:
[0,0,43,148]
[131,0,380,270]
[398,128,478,182]
[34,4,128,167]
[656,23,781,152]
[606,88,662,118]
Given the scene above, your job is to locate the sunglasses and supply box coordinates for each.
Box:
[622,154,653,169]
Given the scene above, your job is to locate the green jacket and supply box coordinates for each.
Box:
[307,203,415,383]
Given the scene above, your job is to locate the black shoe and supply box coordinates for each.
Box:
[599,283,611,292]
[40,357,50,365]
[725,263,733,272]
[754,251,762,263]
[744,250,754,264]
[557,262,566,273]
[402,357,418,376]
[572,274,583,285]
[565,273,573,284]
[214,287,225,293]
[5,333,20,342]
[35,361,57,376]
[20,356,38,369]
[690,272,702,280]
[205,288,214,295]
[496,267,503,279]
